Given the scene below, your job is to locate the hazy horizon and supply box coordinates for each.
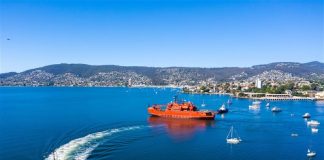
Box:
[1,0,323,73]
[1,60,323,74]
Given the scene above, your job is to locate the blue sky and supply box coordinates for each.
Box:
[0,0,323,73]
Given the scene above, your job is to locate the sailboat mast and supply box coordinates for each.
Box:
[231,126,233,138]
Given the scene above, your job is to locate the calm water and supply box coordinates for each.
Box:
[0,87,323,160]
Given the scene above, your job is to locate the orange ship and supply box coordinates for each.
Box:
[148,96,216,120]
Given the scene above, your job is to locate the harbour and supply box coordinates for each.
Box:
[1,87,323,160]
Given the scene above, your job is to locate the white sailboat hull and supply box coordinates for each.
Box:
[307,152,316,157]
[226,138,241,144]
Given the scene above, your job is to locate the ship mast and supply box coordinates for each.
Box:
[173,95,178,103]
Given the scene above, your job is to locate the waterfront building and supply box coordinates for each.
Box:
[128,78,132,87]
[315,91,324,100]
[265,93,291,98]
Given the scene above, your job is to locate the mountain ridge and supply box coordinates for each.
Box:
[1,61,323,86]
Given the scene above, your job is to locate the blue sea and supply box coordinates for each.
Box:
[0,87,323,160]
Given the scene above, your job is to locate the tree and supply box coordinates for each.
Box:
[301,85,311,91]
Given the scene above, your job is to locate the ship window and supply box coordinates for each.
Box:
[206,112,212,116]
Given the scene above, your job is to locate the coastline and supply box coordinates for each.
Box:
[0,85,182,89]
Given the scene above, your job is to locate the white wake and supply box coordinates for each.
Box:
[45,126,143,160]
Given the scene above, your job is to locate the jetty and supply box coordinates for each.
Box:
[239,92,316,101]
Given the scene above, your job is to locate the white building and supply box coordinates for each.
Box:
[128,78,132,87]
[315,91,324,100]
[255,78,262,89]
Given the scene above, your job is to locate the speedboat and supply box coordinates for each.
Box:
[302,113,311,118]
[218,104,229,114]
[307,120,320,126]
[226,126,242,144]
[252,101,261,105]
[311,128,318,133]
[271,107,282,112]
[249,101,261,110]
[249,105,260,110]
[307,149,316,157]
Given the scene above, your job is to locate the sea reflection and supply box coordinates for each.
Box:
[148,116,215,140]
[315,101,324,113]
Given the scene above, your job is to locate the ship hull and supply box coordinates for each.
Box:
[148,107,215,120]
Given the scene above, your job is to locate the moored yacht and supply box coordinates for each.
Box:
[302,113,311,118]
[226,126,242,144]
[249,101,261,110]
[271,107,282,112]
[307,120,320,126]
[218,104,229,114]
[307,149,316,157]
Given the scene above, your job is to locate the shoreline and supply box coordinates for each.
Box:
[0,85,182,89]
[182,92,321,101]
[1,86,322,101]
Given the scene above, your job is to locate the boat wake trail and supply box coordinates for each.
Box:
[45,126,144,160]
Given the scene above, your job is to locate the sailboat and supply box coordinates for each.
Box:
[201,100,206,107]
[307,149,316,157]
[226,126,242,144]
[227,99,232,105]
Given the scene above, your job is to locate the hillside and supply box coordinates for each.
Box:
[0,61,323,86]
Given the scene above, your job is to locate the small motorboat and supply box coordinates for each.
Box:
[249,105,260,110]
[226,126,242,144]
[271,107,282,112]
[266,102,270,108]
[307,149,316,157]
[252,101,261,105]
[291,133,298,137]
[218,104,229,114]
[311,128,318,133]
[249,101,261,110]
[307,120,320,126]
[302,113,311,118]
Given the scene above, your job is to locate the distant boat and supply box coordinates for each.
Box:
[307,120,320,126]
[271,107,282,113]
[311,128,318,133]
[252,101,261,105]
[249,101,260,110]
[266,102,270,108]
[307,149,316,157]
[302,113,311,118]
[201,100,206,107]
[227,99,232,105]
[218,104,229,114]
[226,126,242,144]
[291,133,298,137]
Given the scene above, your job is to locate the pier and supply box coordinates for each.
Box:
[241,92,316,101]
